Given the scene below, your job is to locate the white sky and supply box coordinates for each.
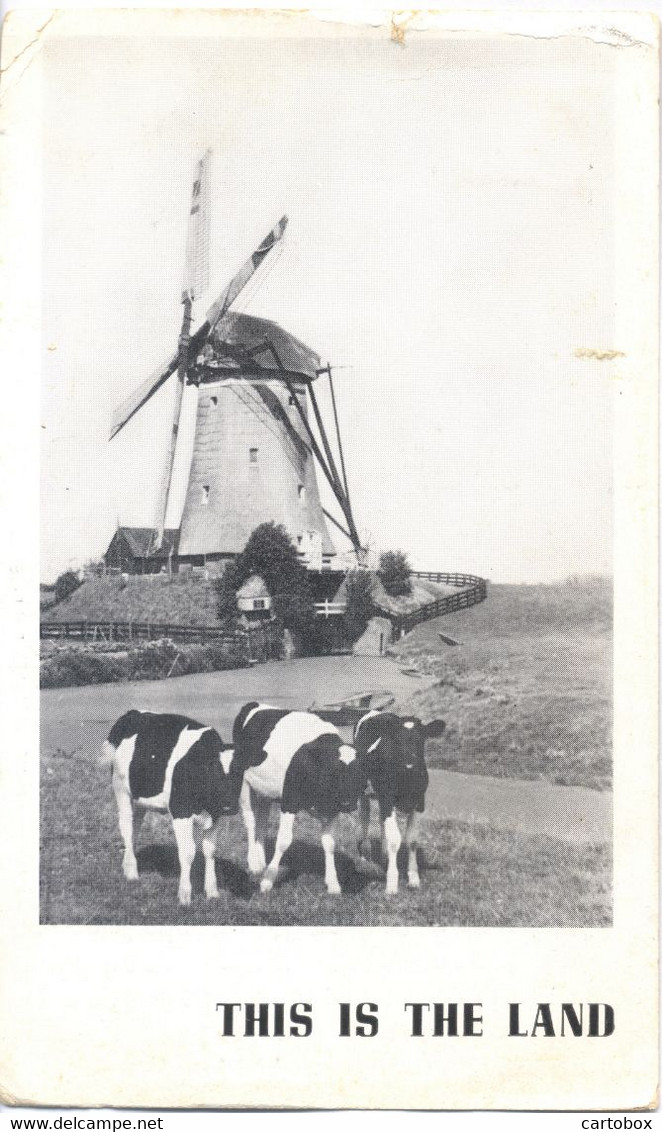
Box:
[41,23,617,583]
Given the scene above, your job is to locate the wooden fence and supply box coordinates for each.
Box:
[40,619,281,661]
[410,570,487,588]
[380,572,488,637]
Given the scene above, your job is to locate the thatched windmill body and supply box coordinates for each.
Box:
[108,152,361,575]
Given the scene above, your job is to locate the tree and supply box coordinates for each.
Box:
[54,569,82,604]
[379,550,412,596]
[216,522,315,642]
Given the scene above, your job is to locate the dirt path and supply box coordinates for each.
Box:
[41,656,610,844]
[425,769,610,843]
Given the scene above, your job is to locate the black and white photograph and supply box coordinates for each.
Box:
[1,6,658,1111]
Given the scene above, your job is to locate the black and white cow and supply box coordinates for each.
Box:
[232,702,368,895]
[353,711,446,894]
[101,710,242,905]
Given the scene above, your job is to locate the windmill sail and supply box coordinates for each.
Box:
[152,153,213,549]
[183,149,211,302]
[109,214,289,442]
[109,350,179,440]
[205,215,288,332]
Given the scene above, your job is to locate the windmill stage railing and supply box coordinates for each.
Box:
[377,572,488,637]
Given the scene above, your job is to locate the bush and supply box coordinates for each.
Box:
[39,638,249,689]
[344,570,375,642]
[54,570,82,604]
[40,649,126,688]
[216,522,315,644]
[379,550,412,596]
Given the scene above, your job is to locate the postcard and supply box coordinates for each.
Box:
[0,7,658,1110]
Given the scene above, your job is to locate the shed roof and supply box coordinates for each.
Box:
[113,527,179,559]
[236,573,271,600]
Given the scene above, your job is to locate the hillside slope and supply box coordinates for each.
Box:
[333,572,456,616]
[392,578,612,791]
[44,571,460,628]
[43,575,221,626]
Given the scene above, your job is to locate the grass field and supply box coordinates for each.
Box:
[392,577,612,791]
[41,753,610,927]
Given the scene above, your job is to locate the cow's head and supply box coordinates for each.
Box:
[310,735,369,815]
[355,712,446,773]
[217,743,244,814]
[193,728,243,815]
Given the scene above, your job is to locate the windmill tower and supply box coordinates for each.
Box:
[108,152,361,575]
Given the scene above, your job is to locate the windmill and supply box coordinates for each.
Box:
[108,151,362,575]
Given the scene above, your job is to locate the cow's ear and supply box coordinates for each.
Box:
[424,719,446,738]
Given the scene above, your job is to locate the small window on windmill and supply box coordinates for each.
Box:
[210,395,218,409]
[298,484,306,504]
[201,485,210,506]
[288,394,295,406]
[249,447,258,464]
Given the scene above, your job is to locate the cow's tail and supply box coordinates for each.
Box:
[232,701,261,746]
[99,739,117,768]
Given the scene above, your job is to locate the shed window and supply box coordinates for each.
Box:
[253,599,266,610]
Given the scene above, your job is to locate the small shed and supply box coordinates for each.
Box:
[236,574,272,619]
[103,527,179,574]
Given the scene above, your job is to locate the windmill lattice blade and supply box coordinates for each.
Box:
[109,350,179,439]
[205,215,288,330]
[183,149,211,301]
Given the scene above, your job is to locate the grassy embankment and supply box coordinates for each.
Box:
[42,574,220,625]
[391,577,612,792]
[40,576,245,687]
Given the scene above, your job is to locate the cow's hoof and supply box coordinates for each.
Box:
[408,874,421,889]
[385,883,399,896]
[123,862,139,881]
[260,876,274,894]
[205,887,220,901]
[326,882,341,896]
[178,890,192,907]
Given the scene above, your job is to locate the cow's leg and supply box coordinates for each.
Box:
[252,790,270,874]
[404,810,422,889]
[200,817,220,901]
[240,780,267,874]
[112,771,139,881]
[358,794,371,858]
[172,817,197,906]
[260,811,294,893]
[321,818,341,895]
[382,809,401,895]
